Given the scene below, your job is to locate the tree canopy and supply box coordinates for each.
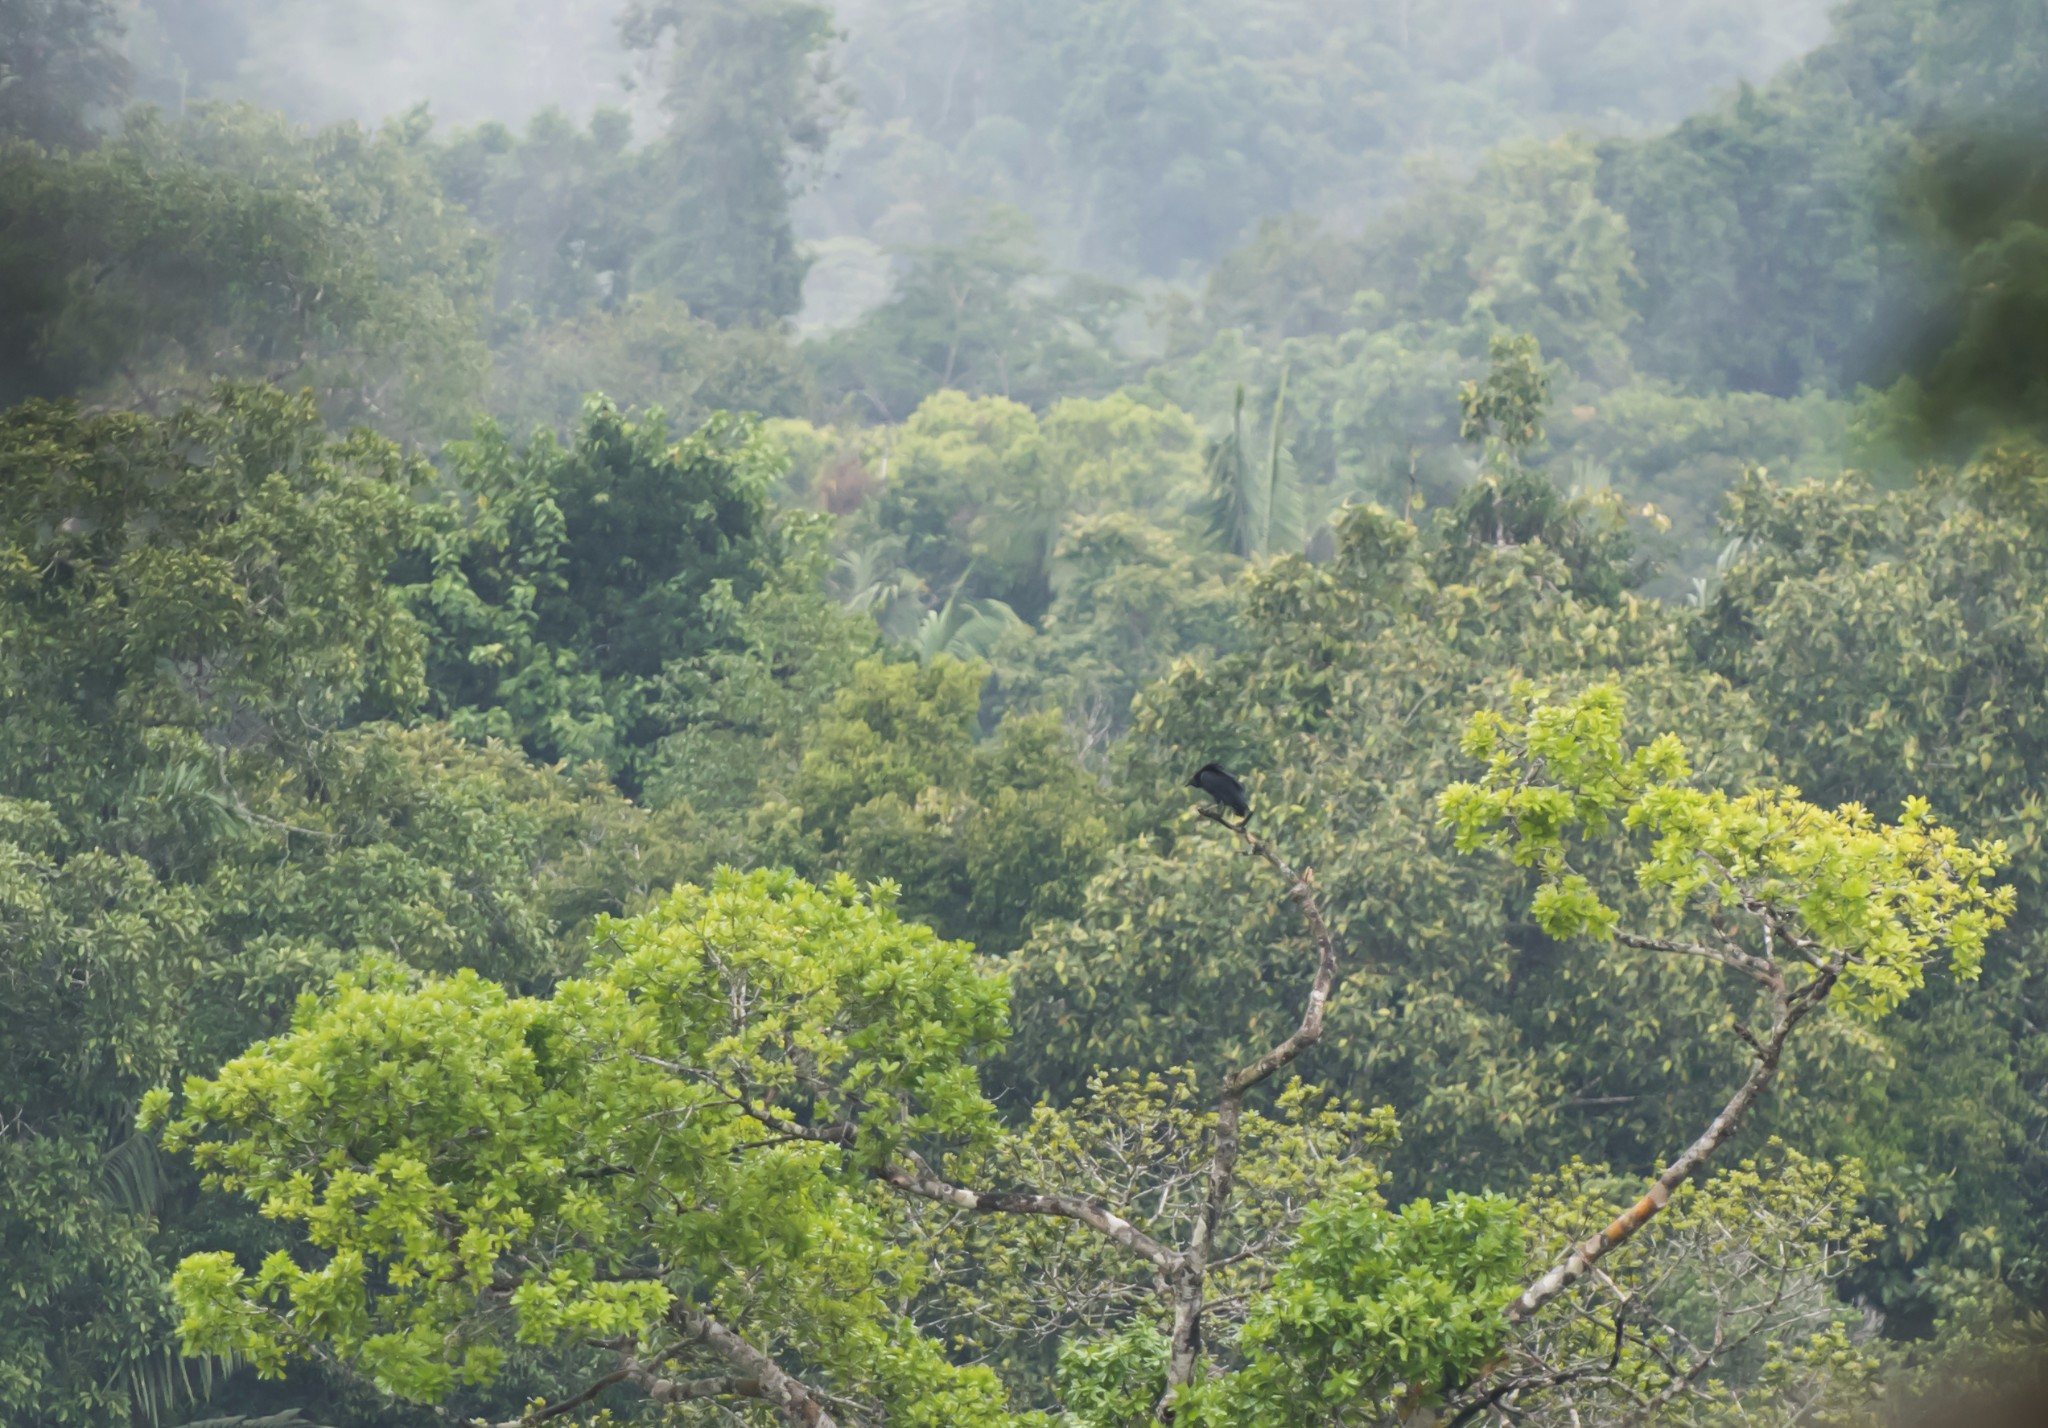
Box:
[10,0,2048,1423]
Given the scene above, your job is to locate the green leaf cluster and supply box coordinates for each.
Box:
[152,869,1017,1419]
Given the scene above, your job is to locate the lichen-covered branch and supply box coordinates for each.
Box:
[674,1309,839,1428]
[486,1343,757,1427]
[877,1157,1183,1271]
[1505,949,1836,1325]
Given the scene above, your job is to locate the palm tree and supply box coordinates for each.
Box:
[1204,368,1303,559]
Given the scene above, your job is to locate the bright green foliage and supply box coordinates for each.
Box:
[413,400,781,783]
[1190,1187,1524,1426]
[153,869,1017,1420]
[1056,1322,1173,1428]
[1440,683,2014,1016]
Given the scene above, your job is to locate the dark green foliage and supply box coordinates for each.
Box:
[1697,465,2048,1319]
[0,387,687,1425]
[0,386,429,822]
[1193,1189,1524,1424]
[413,400,781,782]
[621,0,836,324]
[0,0,127,146]
[430,107,649,325]
[1596,76,1916,397]
[1893,129,2048,454]
[12,1,2048,1423]
[0,105,492,433]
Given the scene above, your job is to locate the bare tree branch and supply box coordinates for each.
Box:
[631,1045,1188,1273]
[484,1335,701,1427]
[1505,950,1836,1324]
[877,1156,1183,1271]
[1160,810,1344,1416]
[483,1306,838,1427]
[639,1374,765,1403]
[1446,1312,1630,1427]
[1615,932,1777,985]
[673,1308,839,1428]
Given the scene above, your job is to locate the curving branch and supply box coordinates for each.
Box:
[1615,932,1778,986]
[652,1064,1185,1272]
[1505,937,1837,1325]
[674,1308,839,1428]
[616,811,1342,1425]
[1159,811,1344,1415]
[483,1309,835,1428]
[877,1157,1182,1270]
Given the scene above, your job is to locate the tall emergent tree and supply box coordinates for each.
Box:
[620,0,838,325]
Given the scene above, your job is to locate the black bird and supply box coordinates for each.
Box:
[1187,763,1251,823]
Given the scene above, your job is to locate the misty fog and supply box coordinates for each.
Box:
[118,0,1837,315]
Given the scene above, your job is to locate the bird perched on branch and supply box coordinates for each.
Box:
[1187,763,1251,823]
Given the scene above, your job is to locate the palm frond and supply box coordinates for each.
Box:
[1261,366,1304,555]
[1204,372,1303,558]
[832,538,924,637]
[125,1343,244,1428]
[98,1131,168,1218]
[914,590,1024,664]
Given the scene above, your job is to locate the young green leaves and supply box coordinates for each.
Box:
[146,869,1013,1409]
[1439,683,2013,1016]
